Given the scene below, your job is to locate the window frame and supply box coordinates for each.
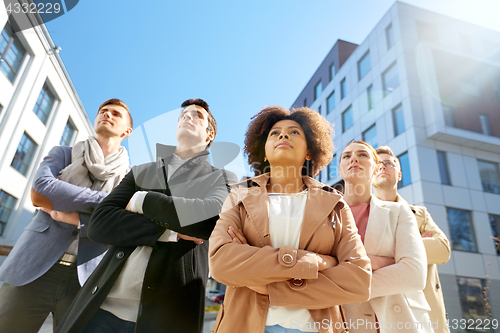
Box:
[314,80,322,101]
[385,23,394,49]
[340,77,347,99]
[60,117,78,147]
[437,151,451,185]
[357,51,371,81]
[327,91,335,115]
[0,190,17,237]
[329,62,335,82]
[447,207,478,253]
[33,82,57,125]
[0,21,27,83]
[362,124,377,149]
[10,132,38,177]
[392,104,405,136]
[477,159,500,195]
[342,105,353,133]
[367,85,374,110]
[382,62,400,96]
[397,151,411,188]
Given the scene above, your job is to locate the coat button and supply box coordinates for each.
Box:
[291,278,304,287]
[436,283,440,290]
[393,305,401,313]
[282,254,293,264]
[116,251,124,259]
[92,286,98,294]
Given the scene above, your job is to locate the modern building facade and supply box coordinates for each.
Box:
[293,2,500,330]
[0,7,93,264]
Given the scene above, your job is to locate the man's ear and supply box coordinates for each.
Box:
[205,130,215,143]
[397,170,402,181]
[121,127,133,140]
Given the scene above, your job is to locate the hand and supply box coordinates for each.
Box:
[421,231,433,238]
[228,226,248,244]
[247,285,268,295]
[317,254,338,271]
[125,199,133,212]
[177,233,204,245]
[40,208,79,226]
[368,255,395,271]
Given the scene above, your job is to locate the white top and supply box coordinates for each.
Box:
[265,189,318,332]
[100,154,186,322]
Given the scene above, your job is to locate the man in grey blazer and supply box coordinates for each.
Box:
[0,98,133,332]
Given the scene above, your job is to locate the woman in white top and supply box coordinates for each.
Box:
[339,140,432,333]
[209,106,371,333]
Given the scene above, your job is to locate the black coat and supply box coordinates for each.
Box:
[56,145,238,333]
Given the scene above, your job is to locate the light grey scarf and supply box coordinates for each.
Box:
[59,136,129,193]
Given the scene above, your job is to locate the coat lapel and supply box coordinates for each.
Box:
[240,174,272,247]
[363,195,390,255]
[299,177,342,249]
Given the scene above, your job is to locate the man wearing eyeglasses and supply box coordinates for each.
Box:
[373,146,451,333]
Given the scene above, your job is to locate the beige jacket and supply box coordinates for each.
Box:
[343,196,432,333]
[209,174,372,333]
[397,195,451,333]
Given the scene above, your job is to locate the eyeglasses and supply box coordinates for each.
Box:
[379,160,397,168]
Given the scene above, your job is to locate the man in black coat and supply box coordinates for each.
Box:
[55,98,238,333]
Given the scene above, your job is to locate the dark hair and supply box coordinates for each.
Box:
[376,145,400,168]
[343,140,380,164]
[181,98,217,148]
[244,106,334,177]
[98,98,133,128]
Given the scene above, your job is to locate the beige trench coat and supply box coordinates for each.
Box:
[209,174,372,333]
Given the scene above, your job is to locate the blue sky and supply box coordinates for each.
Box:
[45,0,500,178]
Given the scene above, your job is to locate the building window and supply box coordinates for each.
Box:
[0,22,26,83]
[382,62,399,96]
[489,214,500,255]
[442,104,455,127]
[397,152,411,188]
[390,104,405,136]
[318,105,322,115]
[60,118,77,146]
[33,83,56,125]
[340,78,347,99]
[342,106,353,133]
[447,208,477,252]
[316,171,322,183]
[386,23,394,49]
[328,154,338,180]
[367,85,374,110]
[327,91,335,114]
[437,151,451,185]
[11,132,38,176]
[357,51,371,80]
[457,277,490,323]
[478,160,500,194]
[0,190,17,237]
[303,98,307,107]
[479,114,492,136]
[314,80,322,101]
[362,124,377,148]
[329,62,335,82]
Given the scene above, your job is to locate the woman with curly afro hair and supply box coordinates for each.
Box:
[209,106,372,333]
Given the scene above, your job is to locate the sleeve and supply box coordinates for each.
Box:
[140,169,239,240]
[267,204,372,309]
[31,146,108,213]
[88,170,165,247]
[209,189,320,287]
[419,207,451,265]
[370,204,427,299]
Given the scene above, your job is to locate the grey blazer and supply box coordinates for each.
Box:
[0,146,109,286]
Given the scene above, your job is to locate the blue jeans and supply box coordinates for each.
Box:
[265,324,316,333]
[82,308,136,333]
